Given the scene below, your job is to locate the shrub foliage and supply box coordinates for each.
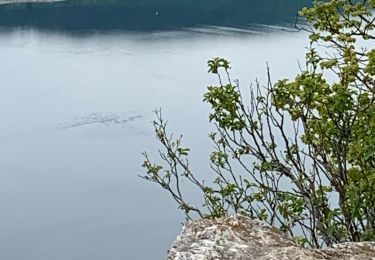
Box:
[141,0,375,247]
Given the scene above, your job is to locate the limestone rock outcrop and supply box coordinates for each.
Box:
[168,215,374,260]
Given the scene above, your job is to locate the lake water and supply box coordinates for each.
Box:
[0,5,310,260]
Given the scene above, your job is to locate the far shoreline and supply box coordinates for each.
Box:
[0,0,63,5]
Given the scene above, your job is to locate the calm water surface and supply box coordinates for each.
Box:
[0,26,309,259]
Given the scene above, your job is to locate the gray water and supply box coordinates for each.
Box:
[0,27,309,259]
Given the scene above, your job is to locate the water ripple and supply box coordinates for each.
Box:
[58,112,143,130]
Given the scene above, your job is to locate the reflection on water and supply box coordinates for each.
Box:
[0,16,310,260]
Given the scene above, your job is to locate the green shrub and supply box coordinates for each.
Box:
[142,0,375,248]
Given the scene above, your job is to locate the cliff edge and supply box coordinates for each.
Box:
[168,215,375,260]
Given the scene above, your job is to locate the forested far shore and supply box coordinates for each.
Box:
[0,0,62,5]
[0,0,311,31]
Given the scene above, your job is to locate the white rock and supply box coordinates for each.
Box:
[168,215,375,260]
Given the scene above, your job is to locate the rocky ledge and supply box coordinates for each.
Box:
[168,215,374,260]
